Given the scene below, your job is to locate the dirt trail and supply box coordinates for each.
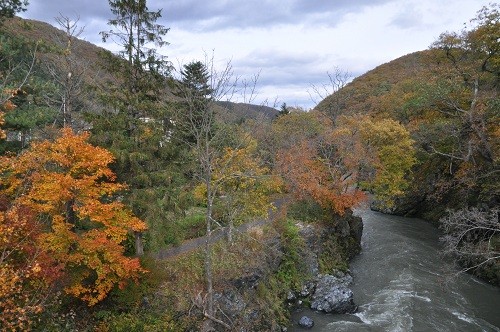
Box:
[152,198,287,260]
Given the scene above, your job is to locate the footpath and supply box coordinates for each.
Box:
[152,197,287,260]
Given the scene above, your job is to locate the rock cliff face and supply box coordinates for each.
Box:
[213,211,363,331]
[288,211,362,315]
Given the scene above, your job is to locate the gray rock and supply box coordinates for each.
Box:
[214,290,246,318]
[299,281,316,297]
[310,274,356,314]
[298,316,314,328]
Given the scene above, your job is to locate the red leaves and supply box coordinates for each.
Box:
[0,204,62,330]
[276,140,365,215]
[0,128,147,306]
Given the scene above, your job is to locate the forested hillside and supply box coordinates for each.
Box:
[0,0,498,330]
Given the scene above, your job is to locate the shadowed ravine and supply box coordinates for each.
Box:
[290,209,500,332]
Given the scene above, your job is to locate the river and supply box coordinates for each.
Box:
[289,209,500,331]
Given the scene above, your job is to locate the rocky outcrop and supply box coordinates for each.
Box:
[210,210,363,330]
[310,273,356,314]
[288,212,363,317]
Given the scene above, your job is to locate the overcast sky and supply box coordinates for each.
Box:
[20,0,491,109]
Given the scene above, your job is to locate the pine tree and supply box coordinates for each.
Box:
[0,0,28,23]
[89,0,179,254]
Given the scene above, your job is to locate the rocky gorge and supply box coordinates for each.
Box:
[202,210,364,331]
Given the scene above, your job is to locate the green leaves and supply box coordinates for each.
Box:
[0,0,28,22]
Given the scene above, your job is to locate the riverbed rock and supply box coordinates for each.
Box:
[310,274,356,314]
[298,316,314,328]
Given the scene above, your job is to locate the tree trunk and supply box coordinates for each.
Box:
[204,199,214,330]
[135,231,144,256]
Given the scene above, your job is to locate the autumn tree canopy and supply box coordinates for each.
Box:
[0,128,147,306]
[273,111,366,215]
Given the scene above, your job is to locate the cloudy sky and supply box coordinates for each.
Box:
[20,0,491,109]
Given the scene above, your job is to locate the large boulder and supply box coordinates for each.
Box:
[310,273,356,314]
[298,316,314,328]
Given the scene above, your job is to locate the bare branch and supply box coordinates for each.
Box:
[440,207,499,278]
[308,67,352,106]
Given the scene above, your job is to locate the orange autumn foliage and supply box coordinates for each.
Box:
[273,112,366,215]
[0,128,147,306]
[276,139,365,215]
[0,203,62,330]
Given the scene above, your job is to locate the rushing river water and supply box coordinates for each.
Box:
[290,209,500,332]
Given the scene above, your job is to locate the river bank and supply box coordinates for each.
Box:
[288,209,500,331]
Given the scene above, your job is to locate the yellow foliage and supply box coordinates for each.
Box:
[0,128,147,306]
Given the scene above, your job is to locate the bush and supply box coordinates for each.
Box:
[288,198,326,223]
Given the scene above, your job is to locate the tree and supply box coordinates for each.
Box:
[92,0,173,254]
[277,102,289,117]
[172,59,226,329]
[354,116,416,207]
[100,0,171,125]
[173,61,213,144]
[0,128,147,306]
[195,138,281,242]
[273,112,366,215]
[272,111,416,214]
[0,0,28,22]
[172,58,267,329]
[0,32,38,142]
[426,4,499,206]
[0,21,65,153]
[0,204,61,330]
[44,14,87,129]
[309,67,352,118]
[440,207,499,284]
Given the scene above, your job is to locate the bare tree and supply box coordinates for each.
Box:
[0,44,37,106]
[45,14,87,129]
[172,55,272,330]
[173,57,235,331]
[440,207,499,278]
[308,67,352,116]
[0,35,38,144]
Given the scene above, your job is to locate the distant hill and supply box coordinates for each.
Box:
[314,50,438,119]
[217,101,278,122]
[2,17,277,122]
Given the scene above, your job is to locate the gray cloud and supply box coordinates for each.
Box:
[159,0,394,31]
[389,6,423,29]
[159,1,293,31]
[292,0,388,15]
[26,0,110,24]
